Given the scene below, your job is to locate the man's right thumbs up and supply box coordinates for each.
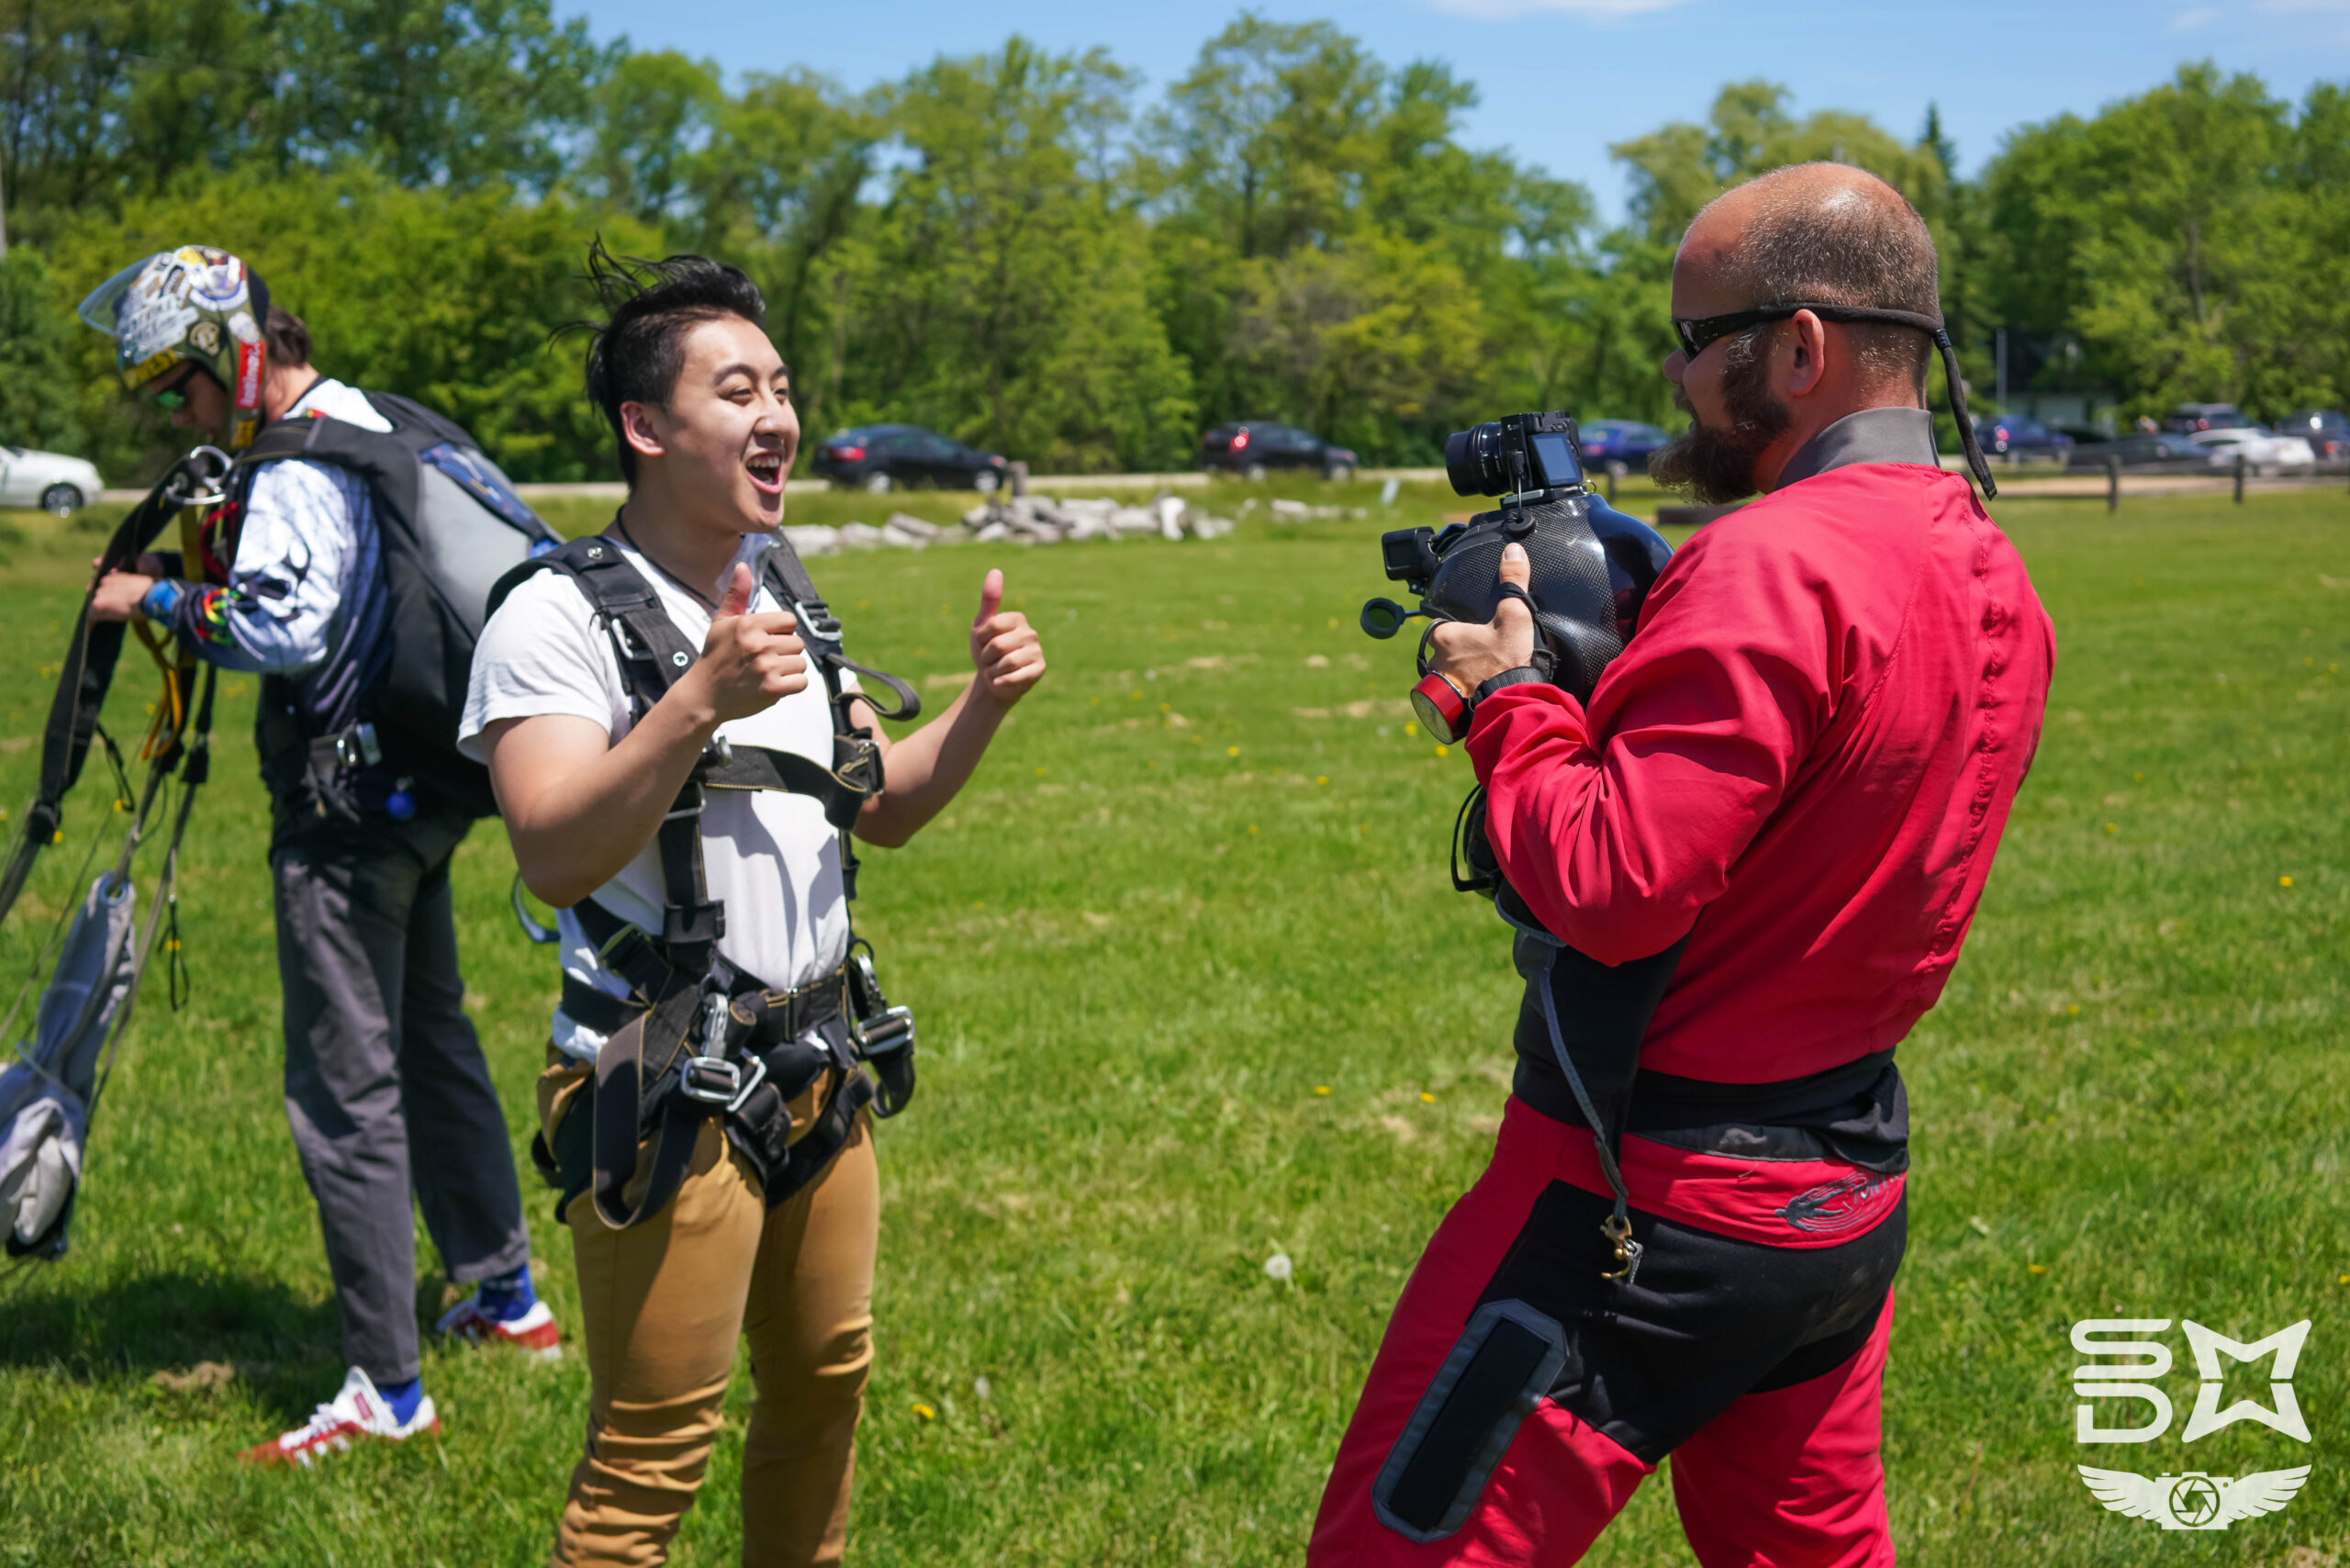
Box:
[714,562,755,622]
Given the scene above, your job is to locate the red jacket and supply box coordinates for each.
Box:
[1467,461,2054,1084]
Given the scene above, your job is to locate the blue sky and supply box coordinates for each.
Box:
[554,1,2350,223]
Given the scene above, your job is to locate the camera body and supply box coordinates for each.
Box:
[1363,409,1672,707]
[1445,410,1585,498]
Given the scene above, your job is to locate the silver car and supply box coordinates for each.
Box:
[0,445,106,515]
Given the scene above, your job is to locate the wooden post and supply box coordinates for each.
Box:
[2107,455,2120,513]
[2234,453,2246,504]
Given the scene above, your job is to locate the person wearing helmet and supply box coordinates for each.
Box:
[77,246,555,1465]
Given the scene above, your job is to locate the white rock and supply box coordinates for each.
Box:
[838,522,886,551]
[972,521,1012,543]
[1269,498,1310,521]
[885,512,944,540]
[781,525,840,555]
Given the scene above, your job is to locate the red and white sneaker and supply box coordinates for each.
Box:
[435,1293,562,1361]
[239,1367,438,1466]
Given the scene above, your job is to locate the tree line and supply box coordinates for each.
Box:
[5,2,2348,484]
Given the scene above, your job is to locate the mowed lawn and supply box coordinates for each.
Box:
[0,478,2343,1566]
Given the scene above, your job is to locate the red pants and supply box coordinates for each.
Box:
[1310,1099,1900,1567]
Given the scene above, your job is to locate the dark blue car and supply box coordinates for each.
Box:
[1579,420,1673,474]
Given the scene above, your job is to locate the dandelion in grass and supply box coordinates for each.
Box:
[1315,776,1328,785]
[1264,1252,1293,1282]
[1404,722,1417,737]
[1436,745,1450,758]
[1420,1092,1436,1104]
[912,1402,936,1421]
[1315,1085,1331,1096]
[974,1376,991,1401]
[2028,1264,2047,1275]
[1248,824,1259,835]
[1227,745,1239,757]
[2280,876,2295,888]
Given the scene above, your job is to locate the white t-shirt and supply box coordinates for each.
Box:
[457,535,854,1060]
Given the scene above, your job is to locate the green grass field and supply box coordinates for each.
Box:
[0,477,2343,1565]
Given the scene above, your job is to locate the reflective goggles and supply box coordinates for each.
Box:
[148,363,203,411]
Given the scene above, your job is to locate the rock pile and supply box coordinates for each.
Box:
[780,495,1237,555]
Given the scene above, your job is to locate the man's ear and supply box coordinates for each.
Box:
[1785,309,1830,398]
[618,399,666,464]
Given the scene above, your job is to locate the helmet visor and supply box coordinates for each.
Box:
[77,254,167,337]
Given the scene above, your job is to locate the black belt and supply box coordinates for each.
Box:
[559,968,843,1041]
[1513,1047,1908,1175]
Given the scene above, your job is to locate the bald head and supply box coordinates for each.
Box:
[1683,163,1941,395]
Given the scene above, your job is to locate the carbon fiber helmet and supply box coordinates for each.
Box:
[78,246,274,449]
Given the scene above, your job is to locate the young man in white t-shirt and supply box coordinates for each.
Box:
[460,246,1044,1566]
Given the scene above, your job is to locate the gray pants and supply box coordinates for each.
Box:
[271,808,530,1385]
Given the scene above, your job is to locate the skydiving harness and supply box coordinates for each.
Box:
[487,532,923,1230]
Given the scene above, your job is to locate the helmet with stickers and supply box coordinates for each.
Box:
[77,246,274,449]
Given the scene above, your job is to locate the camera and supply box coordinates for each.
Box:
[1444,410,1584,497]
[1361,409,1673,708]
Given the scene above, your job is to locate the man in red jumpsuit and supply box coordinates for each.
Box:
[1309,163,2054,1565]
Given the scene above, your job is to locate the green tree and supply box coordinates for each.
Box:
[0,249,87,454]
[845,39,1192,471]
[47,167,661,483]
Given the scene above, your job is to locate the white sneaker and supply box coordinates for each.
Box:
[238,1366,438,1467]
[435,1294,563,1361]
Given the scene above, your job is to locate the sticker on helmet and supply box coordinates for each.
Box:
[190,320,221,354]
[182,247,249,310]
[234,341,264,410]
[227,309,259,345]
[124,349,183,390]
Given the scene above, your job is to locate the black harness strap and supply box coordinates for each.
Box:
[487,530,919,1228]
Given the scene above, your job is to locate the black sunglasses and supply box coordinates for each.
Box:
[1672,302,1947,363]
[1668,300,2006,500]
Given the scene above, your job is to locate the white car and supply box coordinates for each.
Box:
[0,445,105,515]
[2188,427,2316,474]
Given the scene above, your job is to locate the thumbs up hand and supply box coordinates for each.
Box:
[1427,542,1539,694]
[689,561,806,723]
[968,567,1046,707]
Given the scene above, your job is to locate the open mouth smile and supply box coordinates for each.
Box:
[746,452,785,494]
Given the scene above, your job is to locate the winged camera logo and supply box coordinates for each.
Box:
[2076,1465,2310,1530]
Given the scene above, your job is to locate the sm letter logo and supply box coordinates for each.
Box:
[2073,1319,2312,1444]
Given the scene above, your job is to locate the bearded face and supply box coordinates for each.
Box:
[1649,326,1792,504]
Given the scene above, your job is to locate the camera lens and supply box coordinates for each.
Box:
[1445,423,1506,497]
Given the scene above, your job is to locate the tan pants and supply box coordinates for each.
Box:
[540,1054,878,1567]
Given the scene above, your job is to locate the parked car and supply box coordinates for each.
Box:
[1577,420,1673,474]
[2188,427,2316,474]
[1200,422,1357,481]
[810,425,1007,492]
[2065,433,2212,472]
[2275,409,2350,459]
[2165,402,2251,434]
[0,445,104,515]
[1972,413,2075,459]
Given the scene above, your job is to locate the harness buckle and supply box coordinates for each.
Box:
[853,1004,914,1057]
[331,723,383,769]
[678,1051,767,1114]
[664,780,706,821]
